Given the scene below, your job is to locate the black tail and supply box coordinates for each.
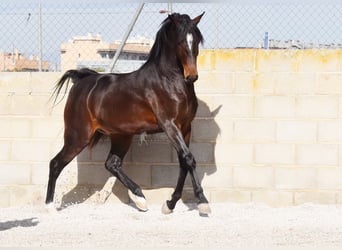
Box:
[51,68,99,106]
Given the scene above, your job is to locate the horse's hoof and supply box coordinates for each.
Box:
[161,201,173,214]
[128,190,148,212]
[198,203,211,215]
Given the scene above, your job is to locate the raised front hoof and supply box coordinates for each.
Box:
[198,203,211,216]
[128,190,148,212]
[161,201,173,215]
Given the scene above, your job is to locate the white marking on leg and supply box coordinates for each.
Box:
[161,201,173,214]
[198,203,211,215]
[186,33,193,52]
[128,190,148,212]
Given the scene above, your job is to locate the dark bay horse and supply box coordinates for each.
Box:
[46,12,211,215]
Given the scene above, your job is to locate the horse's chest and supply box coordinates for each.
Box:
[176,94,198,121]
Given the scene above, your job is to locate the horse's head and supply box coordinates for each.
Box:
[169,12,204,83]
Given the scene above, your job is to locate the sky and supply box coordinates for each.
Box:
[1,1,341,70]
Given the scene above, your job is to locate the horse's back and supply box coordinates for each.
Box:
[86,72,160,135]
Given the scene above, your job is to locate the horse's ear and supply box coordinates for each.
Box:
[192,12,205,25]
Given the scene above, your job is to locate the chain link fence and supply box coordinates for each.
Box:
[0,1,341,72]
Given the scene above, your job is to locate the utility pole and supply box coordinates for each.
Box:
[108,3,145,73]
[38,0,42,72]
[168,3,173,14]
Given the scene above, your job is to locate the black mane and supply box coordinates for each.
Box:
[146,13,204,62]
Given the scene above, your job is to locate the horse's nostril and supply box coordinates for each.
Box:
[185,75,198,83]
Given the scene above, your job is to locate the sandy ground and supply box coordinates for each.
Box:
[1,202,342,248]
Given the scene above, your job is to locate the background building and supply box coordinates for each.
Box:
[0,49,49,72]
[60,33,153,72]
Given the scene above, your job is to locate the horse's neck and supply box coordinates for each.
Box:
[158,48,182,75]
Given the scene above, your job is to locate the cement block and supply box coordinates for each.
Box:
[249,73,275,94]
[131,142,172,163]
[0,95,12,115]
[318,121,342,143]
[196,95,216,118]
[29,72,61,94]
[275,167,316,189]
[234,120,276,142]
[200,166,232,188]
[296,96,339,119]
[215,143,254,165]
[234,72,256,94]
[297,50,342,72]
[198,49,255,72]
[0,164,31,185]
[277,120,317,142]
[69,163,110,186]
[77,147,92,163]
[89,140,111,162]
[316,73,342,94]
[275,72,315,95]
[123,164,151,188]
[213,119,232,143]
[294,191,336,205]
[0,117,31,138]
[297,144,338,165]
[31,163,49,185]
[31,118,63,139]
[196,71,233,94]
[210,95,254,118]
[0,72,31,93]
[189,142,214,164]
[11,140,51,162]
[0,141,11,161]
[10,94,50,116]
[317,167,342,190]
[210,189,251,203]
[9,185,45,206]
[256,144,295,165]
[255,50,295,73]
[233,166,274,189]
[151,165,183,188]
[192,118,222,142]
[336,192,342,204]
[171,142,216,165]
[252,190,294,207]
[255,96,296,118]
[0,186,10,207]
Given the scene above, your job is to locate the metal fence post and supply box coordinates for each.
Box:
[108,3,145,73]
[38,0,42,72]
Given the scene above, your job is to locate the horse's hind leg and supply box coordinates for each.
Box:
[45,129,91,205]
[104,135,147,211]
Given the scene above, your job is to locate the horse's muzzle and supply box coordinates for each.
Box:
[185,74,198,83]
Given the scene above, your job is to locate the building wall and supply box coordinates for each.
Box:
[1,49,342,208]
[61,37,106,72]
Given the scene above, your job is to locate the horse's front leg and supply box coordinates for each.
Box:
[161,120,211,215]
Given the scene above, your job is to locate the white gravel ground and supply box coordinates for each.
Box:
[1,202,342,248]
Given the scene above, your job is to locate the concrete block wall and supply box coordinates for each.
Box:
[1,49,342,207]
[196,49,342,207]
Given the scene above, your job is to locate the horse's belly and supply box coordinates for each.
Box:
[95,109,160,135]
